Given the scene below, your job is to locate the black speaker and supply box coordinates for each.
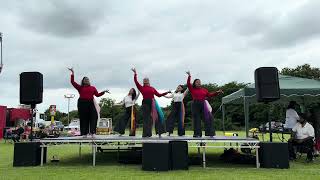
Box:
[142,143,170,171]
[170,141,189,170]
[254,67,280,102]
[13,142,47,167]
[20,72,43,105]
[259,142,289,169]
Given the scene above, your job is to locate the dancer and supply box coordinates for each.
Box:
[114,88,140,136]
[186,71,223,137]
[68,68,109,137]
[165,85,188,136]
[132,68,171,137]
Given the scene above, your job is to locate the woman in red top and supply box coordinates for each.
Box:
[132,68,171,137]
[68,68,109,137]
[186,71,223,137]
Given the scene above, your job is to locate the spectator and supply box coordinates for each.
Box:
[12,125,24,142]
[284,101,300,129]
[288,114,315,161]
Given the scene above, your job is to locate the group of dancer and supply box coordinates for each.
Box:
[68,67,223,138]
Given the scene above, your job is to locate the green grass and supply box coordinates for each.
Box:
[1,131,320,180]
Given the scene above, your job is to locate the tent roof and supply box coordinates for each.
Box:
[222,75,320,105]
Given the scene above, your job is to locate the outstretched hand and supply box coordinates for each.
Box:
[217,89,224,94]
[103,89,111,94]
[68,67,74,74]
[186,71,191,76]
[131,68,137,74]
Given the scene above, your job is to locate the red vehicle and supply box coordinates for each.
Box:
[0,106,6,139]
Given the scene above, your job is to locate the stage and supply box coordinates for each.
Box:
[37,135,260,168]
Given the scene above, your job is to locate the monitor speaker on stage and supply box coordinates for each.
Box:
[254,67,280,102]
[170,141,189,170]
[13,142,47,167]
[20,72,43,105]
[142,143,170,171]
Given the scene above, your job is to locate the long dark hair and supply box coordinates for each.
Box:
[131,88,137,101]
[299,113,308,123]
[287,101,296,109]
[81,77,89,86]
[193,79,200,88]
[175,85,184,93]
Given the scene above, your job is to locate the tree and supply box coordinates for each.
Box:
[281,64,320,79]
[69,110,79,120]
[43,108,68,125]
[99,97,126,124]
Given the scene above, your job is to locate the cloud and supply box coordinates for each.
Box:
[234,0,320,48]
[1,0,320,113]
[17,0,108,38]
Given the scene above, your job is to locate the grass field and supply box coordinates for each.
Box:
[1,131,319,180]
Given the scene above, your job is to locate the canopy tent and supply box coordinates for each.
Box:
[221,75,320,137]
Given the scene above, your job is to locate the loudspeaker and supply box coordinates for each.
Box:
[13,142,47,166]
[142,143,170,171]
[170,141,189,170]
[20,72,43,105]
[254,67,280,102]
[259,142,289,169]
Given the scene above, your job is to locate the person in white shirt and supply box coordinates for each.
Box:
[288,113,315,161]
[284,101,300,129]
[114,88,140,136]
[165,85,188,136]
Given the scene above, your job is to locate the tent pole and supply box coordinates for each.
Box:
[222,105,225,135]
[244,97,249,137]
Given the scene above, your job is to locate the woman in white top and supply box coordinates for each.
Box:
[165,85,188,136]
[285,101,299,129]
[114,88,140,136]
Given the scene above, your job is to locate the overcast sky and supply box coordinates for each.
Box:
[1,0,320,113]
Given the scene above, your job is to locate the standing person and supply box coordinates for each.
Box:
[284,101,300,129]
[132,68,171,137]
[165,85,188,136]
[114,88,140,136]
[68,68,109,138]
[310,103,320,154]
[186,71,223,137]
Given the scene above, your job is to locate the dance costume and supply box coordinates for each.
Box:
[187,75,218,137]
[165,89,188,136]
[114,92,140,136]
[134,73,168,137]
[71,74,105,135]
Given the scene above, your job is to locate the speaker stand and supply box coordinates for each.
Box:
[30,104,36,141]
[264,102,272,142]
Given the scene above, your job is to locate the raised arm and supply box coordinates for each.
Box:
[186,71,193,92]
[132,68,143,91]
[68,68,81,90]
